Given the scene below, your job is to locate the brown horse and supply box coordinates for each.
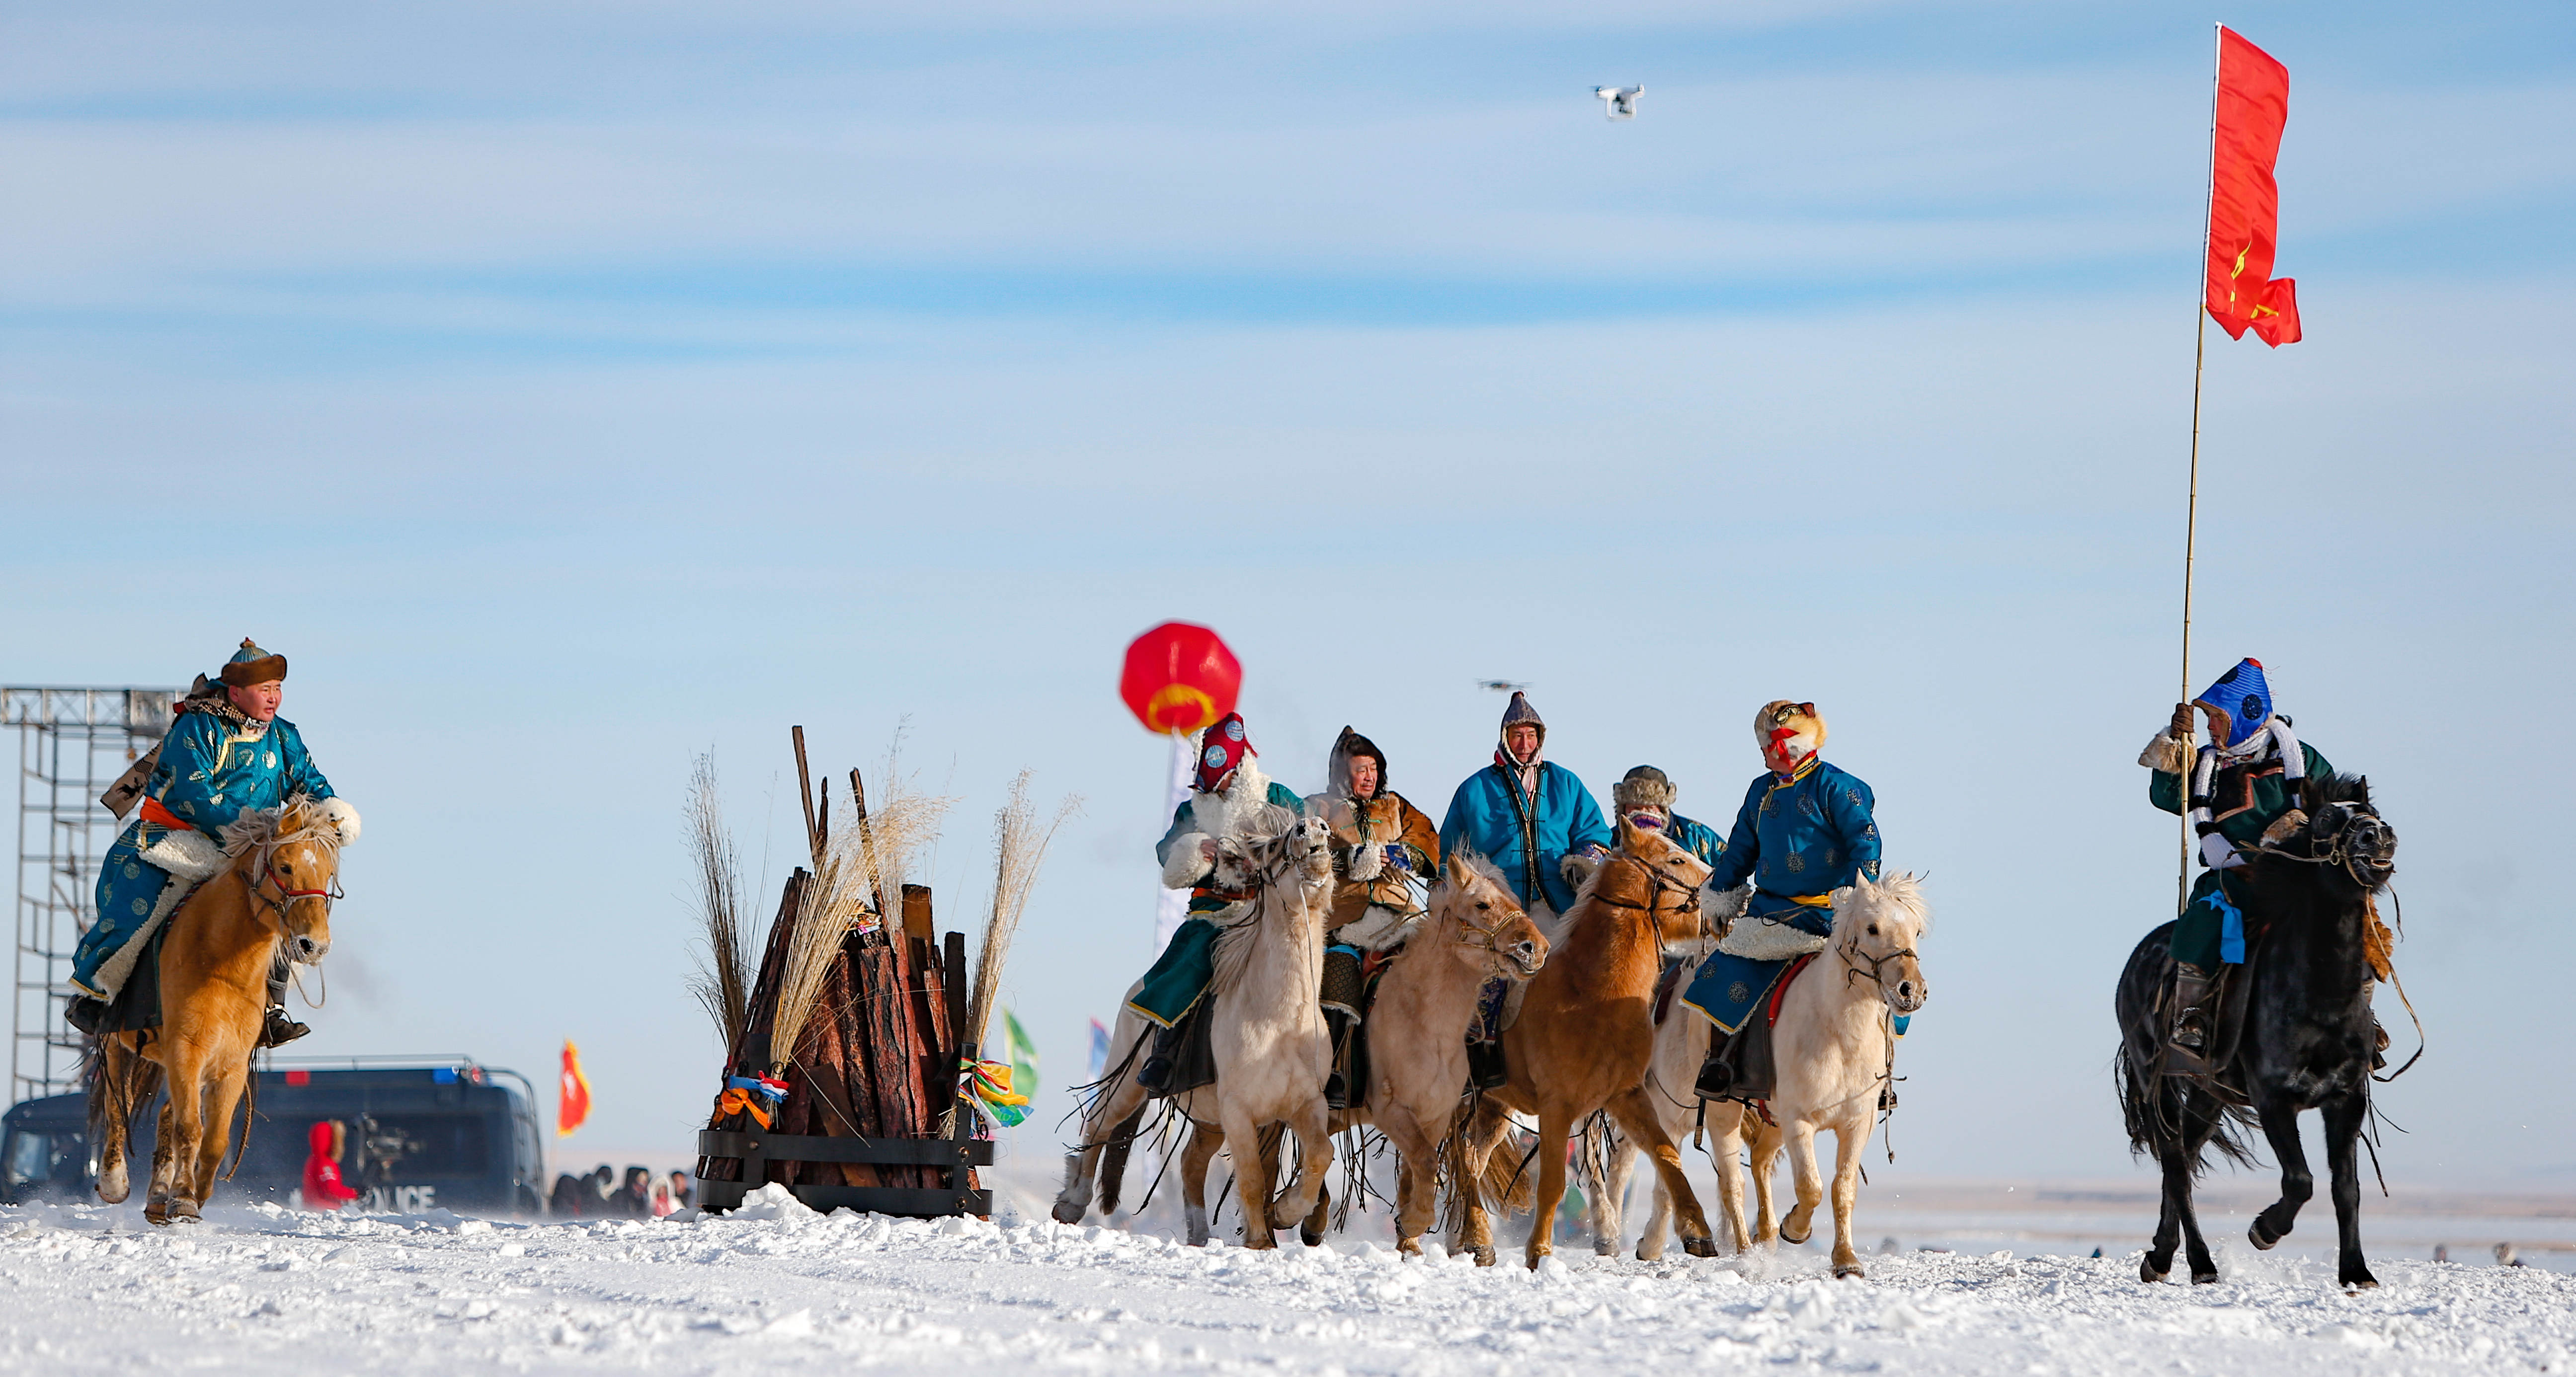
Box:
[92,796,346,1224]
[1454,817,1719,1266]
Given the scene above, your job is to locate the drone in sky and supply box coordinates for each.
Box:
[1594,85,1643,120]
[1477,680,1530,693]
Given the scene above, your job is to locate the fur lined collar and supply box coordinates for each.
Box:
[1190,761,1283,840]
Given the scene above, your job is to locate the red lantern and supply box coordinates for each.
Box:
[1120,622,1241,736]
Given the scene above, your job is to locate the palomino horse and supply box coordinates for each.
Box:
[1583,895,1759,1259]
[1068,851,1546,1250]
[1454,817,1719,1267]
[1741,871,1929,1279]
[1339,853,1546,1255]
[92,796,346,1224]
[1055,818,1339,1248]
[2115,774,2396,1290]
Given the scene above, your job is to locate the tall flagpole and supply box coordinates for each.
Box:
[2179,23,2222,913]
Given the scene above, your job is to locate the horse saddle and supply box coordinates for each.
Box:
[1652,955,1687,1027]
[1700,952,1820,1107]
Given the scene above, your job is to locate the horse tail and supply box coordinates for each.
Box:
[85,1036,162,1149]
[1095,1109,1145,1217]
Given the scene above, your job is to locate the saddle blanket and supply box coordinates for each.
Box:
[1682,950,1796,1036]
[1127,919,1220,1028]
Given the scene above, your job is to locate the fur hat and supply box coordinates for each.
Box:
[1613,765,1676,813]
[1498,691,1545,748]
[1328,726,1387,796]
[218,638,288,688]
[1757,700,1827,766]
[1195,712,1255,793]
[2192,658,2274,752]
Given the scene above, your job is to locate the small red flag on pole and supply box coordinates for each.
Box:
[2205,27,2302,346]
[557,1039,592,1138]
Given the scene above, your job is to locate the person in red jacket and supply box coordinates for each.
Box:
[302,1120,360,1211]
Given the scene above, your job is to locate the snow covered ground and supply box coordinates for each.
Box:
[4,1182,2573,1375]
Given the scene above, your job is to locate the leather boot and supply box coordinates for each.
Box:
[1137,1021,1184,1095]
[1465,1039,1507,1092]
[2165,964,2216,1074]
[257,966,309,1048]
[1693,1047,1735,1101]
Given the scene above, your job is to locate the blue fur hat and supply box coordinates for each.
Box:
[2193,659,2273,750]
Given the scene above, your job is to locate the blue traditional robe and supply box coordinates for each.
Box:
[1666,811,1726,866]
[71,706,335,997]
[1439,761,1610,916]
[1683,759,1882,1034]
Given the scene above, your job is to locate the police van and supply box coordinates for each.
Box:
[1,1057,547,1216]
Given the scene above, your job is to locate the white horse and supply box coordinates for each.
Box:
[1743,871,1930,1278]
[1055,818,1340,1248]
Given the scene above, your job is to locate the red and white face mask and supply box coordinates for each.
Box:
[1756,700,1825,774]
[1196,713,1254,793]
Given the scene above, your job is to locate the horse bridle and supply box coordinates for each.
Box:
[1587,851,1705,925]
[1839,929,1919,1001]
[2248,801,2395,890]
[246,842,342,929]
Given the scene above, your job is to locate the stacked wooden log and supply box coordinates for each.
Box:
[694,871,972,1193]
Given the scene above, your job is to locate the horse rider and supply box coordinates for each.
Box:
[1609,765,1727,866]
[1439,691,1609,1087]
[1685,700,1884,1099]
[2139,657,2339,1071]
[69,639,359,1048]
[1305,727,1442,1109]
[1130,712,1307,1095]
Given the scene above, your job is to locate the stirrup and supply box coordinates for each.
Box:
[1693,1054,1734,1101]
[1465,1040,1507,1092]
[258,1006,311,1049]
[1325,1072,1349,1111]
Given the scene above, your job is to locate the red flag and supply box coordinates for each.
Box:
[557,1039,592,1138]
[2205,28,2301,346]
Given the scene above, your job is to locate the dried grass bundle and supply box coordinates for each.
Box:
[857,735,955,905]
[684,754,757,1054]
[766,821,873,1073]
[965,771,1082,1052]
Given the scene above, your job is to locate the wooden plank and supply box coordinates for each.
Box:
[698,869,805,1185]
[901,884,935,942]
[697,1131,993,1167]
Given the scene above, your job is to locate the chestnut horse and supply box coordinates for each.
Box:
[1453,817,1719,1266]
[92,796,345,1224]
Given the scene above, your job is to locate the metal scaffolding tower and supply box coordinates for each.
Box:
[8,687,174,1103]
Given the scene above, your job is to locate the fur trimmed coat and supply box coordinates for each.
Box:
[1305,791,1441,949]
[1153,762,1306,917]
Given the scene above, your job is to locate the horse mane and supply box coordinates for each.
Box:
[1208,824,1326,998]
[216,793,341,864]
[1834,871,1930,939]
[2308,771,2372,809]
[1443,848,1513,901]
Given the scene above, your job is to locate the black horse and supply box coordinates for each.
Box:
[2114,773,2398,1290]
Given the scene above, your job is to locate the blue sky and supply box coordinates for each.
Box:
[6,1,2572,1188]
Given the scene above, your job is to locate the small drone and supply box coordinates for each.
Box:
[1477,680,1530,693]
[1594,85,1643,120]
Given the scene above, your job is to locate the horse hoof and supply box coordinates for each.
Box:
[166,1197,201,1222]
[1300,1224,1324,1247]
[1472,1245,1496,1267]
[2191,1270,2221,1285]
[1397,1239,1422,1258]
[1683,1235,1718,1259]
[1241,1234,1276,1251]
[1779,1224,1811,1246]
[1594,1240,1618,1257]
[2248,1221,2280,1251]
[2342,1270,2379,1291]
[1636,1242,1664,1262]
[1834,1262,1865,1280]
[1050,1199,1086,1225]
[2140,1258,2169,1284]
[144,1202,170,1227]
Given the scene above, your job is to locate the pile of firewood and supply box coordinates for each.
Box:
[689,729,1072,1205]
